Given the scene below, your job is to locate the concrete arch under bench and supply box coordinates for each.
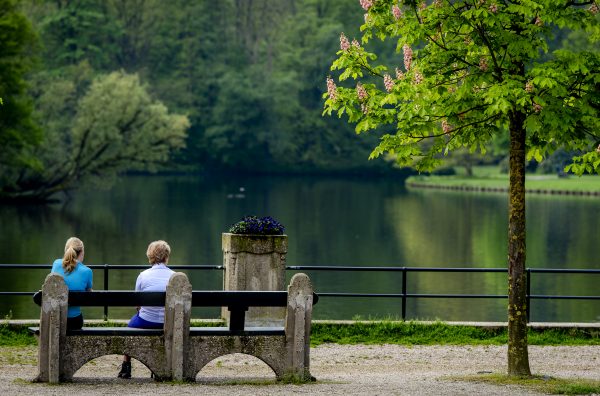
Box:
[61,336,168,381]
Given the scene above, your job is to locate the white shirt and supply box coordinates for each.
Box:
[135,263,174,323]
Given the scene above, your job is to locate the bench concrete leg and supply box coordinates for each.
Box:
[36,273,68,383]
[164,272,192,381]
[284,273,314,381]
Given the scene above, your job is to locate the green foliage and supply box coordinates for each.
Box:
[0,0,41,168]
[35,0,120,69]
[0,70,189,201]
[323,0,600,173]
[14,0,400,176]
[323,1,599,375]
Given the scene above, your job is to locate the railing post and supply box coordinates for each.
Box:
[526,268,531,323]
[401,267,407,321]
[103,264,109,321]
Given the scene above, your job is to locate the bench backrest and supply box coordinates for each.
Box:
[34,289,319,331]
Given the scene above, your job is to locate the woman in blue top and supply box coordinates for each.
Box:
[51,237,93,330]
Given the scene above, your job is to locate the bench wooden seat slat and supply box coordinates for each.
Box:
[68,327,164,336]
[28,326,286,337]
[189,326,285,336]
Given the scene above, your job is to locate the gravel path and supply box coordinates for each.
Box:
[0,344,598,395]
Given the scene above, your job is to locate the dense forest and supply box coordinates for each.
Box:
[0,0,593,200]
[8,1,402,174]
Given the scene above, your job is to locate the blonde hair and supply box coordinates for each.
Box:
[146,240,171,265]
[63,237,84,274]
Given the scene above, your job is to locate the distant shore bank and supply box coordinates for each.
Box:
[407,181,600,196]
[406,170,600,196]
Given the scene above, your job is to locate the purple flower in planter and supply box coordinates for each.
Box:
[229,216,285,235]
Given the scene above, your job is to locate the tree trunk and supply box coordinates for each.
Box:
[507,110,531,376]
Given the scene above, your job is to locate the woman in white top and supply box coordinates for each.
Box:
[118,240,174,379]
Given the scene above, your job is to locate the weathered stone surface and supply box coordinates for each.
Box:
[222,233,288,254]
[222,233,287,327]
[62,335,168,381]
[164,273,192,380]
[34,271,315,383]
[185,335,287,381]
[285,273,314,380]
[36,273,68,383]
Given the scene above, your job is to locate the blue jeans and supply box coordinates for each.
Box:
[127,312,163,329]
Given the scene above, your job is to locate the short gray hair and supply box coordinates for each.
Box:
[146,240,171,264]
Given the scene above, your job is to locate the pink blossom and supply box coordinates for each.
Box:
[361,103,369,114]
[590,4,599,14]
[479,57,489,72]
[418,1,427,11]
[403,44,413,71]
[433,0,443,8]
[352,39,361,49]
[384,74,395,92]
[360,0,373,11]
[489,3,498,13]
[392,5,402,20]
[535,17,543,27]
[533,103,542,113]
[356,82,368,100]
[340,33,350,51]
[395,67,404,80]
[442,120,452,134]
[413,70,424,85]
[327,77,337,102]
[525,80,534,93]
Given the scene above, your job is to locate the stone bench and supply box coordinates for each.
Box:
[30,272,317,383]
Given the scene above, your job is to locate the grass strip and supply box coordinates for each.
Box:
[457,374,600,395]
[2,321,599,347]
[0,325,36,347]
[310,321,600,346]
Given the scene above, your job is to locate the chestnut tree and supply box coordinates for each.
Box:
[323,0,599,376]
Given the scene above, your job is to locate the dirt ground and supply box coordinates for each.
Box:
[0,344,598,395]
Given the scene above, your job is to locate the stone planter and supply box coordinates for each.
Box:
[221,233,287,327]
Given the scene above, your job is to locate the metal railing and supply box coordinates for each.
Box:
[1,264,599,321]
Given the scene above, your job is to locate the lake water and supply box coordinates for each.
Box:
[0,174,598,322]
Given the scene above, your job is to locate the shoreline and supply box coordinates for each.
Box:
[407,181,600,196]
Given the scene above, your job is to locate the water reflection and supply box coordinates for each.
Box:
[0,175,598,321]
